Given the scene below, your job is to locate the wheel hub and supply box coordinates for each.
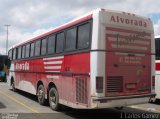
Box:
[50,95,56,105]
[38,90,43,100]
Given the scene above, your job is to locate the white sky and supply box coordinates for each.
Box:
[0,0,160,54]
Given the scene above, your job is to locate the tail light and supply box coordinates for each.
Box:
[96,76,103,93]
[152,76,155,90]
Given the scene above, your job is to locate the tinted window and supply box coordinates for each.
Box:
[65,27,77,51]
[13,48,17,60]
[18,47,22,59]
[30,42,35,57]
[8,50,12,60]
[56,32,64,53]
[22,46,25,58]
[25,44,30,58]
[77,23,90,49]
[156,38,160,60]
[48,35,55,54]
[41,38,47,55]
[35,40,41,56]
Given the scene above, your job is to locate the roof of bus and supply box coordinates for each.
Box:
[10,8,151,49]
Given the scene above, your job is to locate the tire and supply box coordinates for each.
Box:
[49,87,60,110]
[37,85,46,105]
[11,80,16,91]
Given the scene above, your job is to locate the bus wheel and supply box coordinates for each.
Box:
[37,85,46,105]
[11,81,16,91]
[49,87,60,110]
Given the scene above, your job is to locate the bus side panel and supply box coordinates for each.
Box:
[39,53,91,107]
[14,59,37,95]
[59,53,90,107]
[12,51,91,108]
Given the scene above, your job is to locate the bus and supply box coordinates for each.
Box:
[8,8,155,110]
[0,55,10,82]
[155,36,160,100]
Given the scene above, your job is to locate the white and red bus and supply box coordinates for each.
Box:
[8,8,155,110]
[155,36,160,100]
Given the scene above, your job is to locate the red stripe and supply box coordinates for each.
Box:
[106,27,151,36]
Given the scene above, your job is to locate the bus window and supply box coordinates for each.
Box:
[22,45,25,59]
[65,27,77,51]
[156,39,160,60]
[41,38,47,55]
[30,42,35,57]
[8,50,12,60]
[77,23,90,49]
[18,46,22,59]
[48,35,56,54]
[35,40,41,56]
[13,48,17,60]
[25,44,30,58]
[56,32,64,53]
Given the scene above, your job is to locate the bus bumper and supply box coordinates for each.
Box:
[91,93,156,108]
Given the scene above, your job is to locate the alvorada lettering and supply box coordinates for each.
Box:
[110,15,147,27]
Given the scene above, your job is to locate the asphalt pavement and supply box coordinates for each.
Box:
[0,82,160,119]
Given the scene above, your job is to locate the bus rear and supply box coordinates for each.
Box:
[90,9,155,108]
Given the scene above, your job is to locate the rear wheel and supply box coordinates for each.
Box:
[37,85,46,105]
[49,87,60,110]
